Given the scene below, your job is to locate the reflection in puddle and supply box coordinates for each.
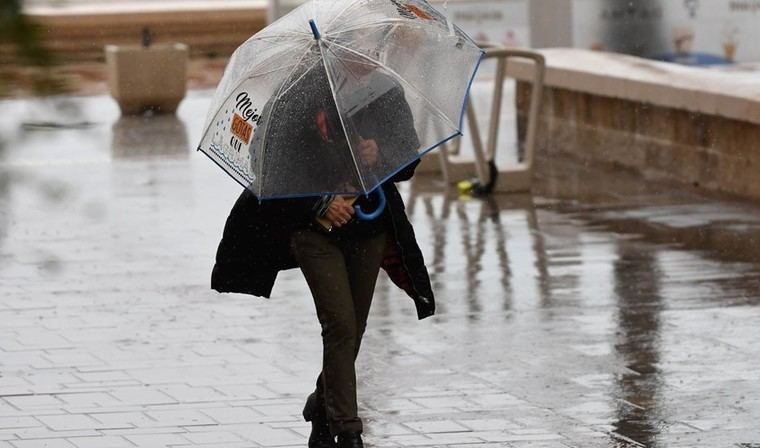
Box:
[612,244,663,446]
[111,115,189,159]
[379,168,760,446]
[401,178,552,320]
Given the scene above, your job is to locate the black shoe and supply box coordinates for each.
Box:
[308,420,336,448]
[337,431,363,448]
[303,394,336,448]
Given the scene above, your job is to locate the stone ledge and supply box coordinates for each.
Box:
[507,48,760,126]
[515,82,760,201]
[511,48,760,201]
[25,1,266,15]
[13,1,268,62]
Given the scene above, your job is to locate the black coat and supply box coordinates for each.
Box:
[210,161,435,320]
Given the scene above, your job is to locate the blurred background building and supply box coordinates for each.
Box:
[19,0,760,65]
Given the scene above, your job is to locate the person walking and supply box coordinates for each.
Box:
[210,60,435,448]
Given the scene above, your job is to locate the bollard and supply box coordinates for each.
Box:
[105,36,188,115]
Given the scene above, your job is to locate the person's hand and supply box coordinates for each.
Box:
[359,138,379,166]
[324,196,355,228]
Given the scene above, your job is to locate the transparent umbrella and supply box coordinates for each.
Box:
[197,0,483,217]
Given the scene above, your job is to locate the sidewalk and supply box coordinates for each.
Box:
[1,89,760,447]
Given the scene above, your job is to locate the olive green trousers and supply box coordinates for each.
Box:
[290,228,386,436]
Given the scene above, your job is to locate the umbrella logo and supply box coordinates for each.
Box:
[231,113,253,145]
[389,0,432,20]
[235,92,263,125]
[403,3,432,20]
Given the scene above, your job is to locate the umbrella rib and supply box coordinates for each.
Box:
[270,57,321,102]
[247,60,305,79]
[248,30,309,43]
[203,57,306,132]
[232,42,311,80]
[257,45,318,197]
[236,49,311,85]
[324,19,403,37]
[318,40,368,193]
[324,39,460,132]
[325,17,434,38]
[251,34,311,42]
[321,0,367,34]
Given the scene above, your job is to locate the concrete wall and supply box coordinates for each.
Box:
[517,85,760,199]
[510,49,760,201]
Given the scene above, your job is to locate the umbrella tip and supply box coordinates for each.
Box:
[309,19,321,40]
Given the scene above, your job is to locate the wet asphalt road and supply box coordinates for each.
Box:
[1,89,760,447]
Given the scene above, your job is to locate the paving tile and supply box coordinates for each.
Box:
[55,392,121,408]
[171,444,255,448]
[72,371,132,383]
[10,440,77,448]
[403,419,470,434]
[457,418,523,431]
[67,436,133,448]
[123,433,189,447]
[2,89,760,447]
[157,385,228,403]
[235,423,303,445]
[88,411,156,429]
[143,409,216,427]
[4,395,63,410]
[0,417,42,430]
[181,430,245,444]
[9,429,100,441]
[200,406,263,424]
[108,388,176,407]
[36,414,99,431]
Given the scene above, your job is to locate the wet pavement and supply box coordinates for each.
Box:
[2,87,760,448]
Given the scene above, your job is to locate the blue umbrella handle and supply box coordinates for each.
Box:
[309,19,321,40]
[354,188,386,221]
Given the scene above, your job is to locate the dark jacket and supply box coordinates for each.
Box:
[210,160,435,320]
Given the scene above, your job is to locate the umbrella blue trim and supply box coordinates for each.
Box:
[354,188,386,220]
[258,129,464,201]
[197,145,252,191]
[209,142,254,184]
[349,48,485,197]
[364,130,462,195]
[458,49,486,131]
[204,129,464,202]
[255,190,368,200]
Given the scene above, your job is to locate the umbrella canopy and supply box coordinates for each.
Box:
[198,0,483,200]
